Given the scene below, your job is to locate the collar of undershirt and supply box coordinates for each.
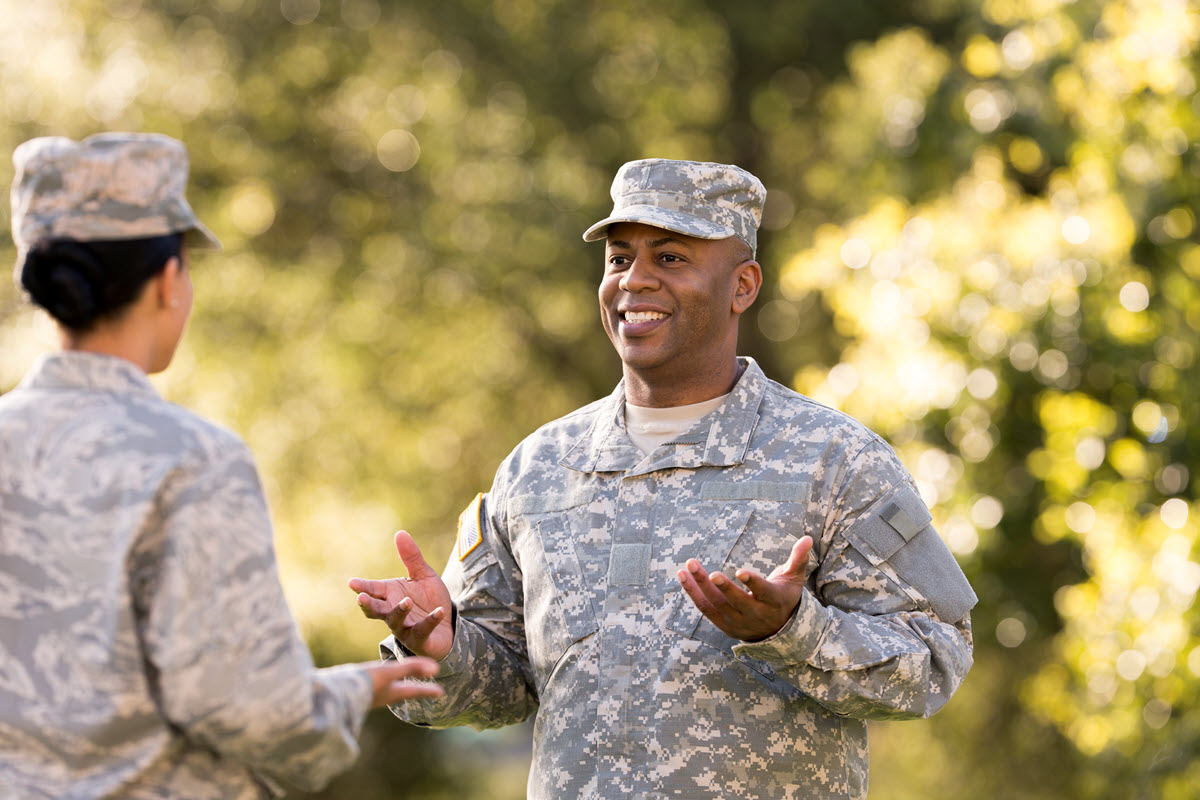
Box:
[624,393,729,436]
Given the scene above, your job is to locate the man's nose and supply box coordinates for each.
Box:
[618,253,658,293]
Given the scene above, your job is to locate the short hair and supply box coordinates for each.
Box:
[20,234,184,330]
[729,237,754,266]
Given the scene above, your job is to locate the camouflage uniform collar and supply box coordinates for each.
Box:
[18,351,160,398]
[560,357,767,474]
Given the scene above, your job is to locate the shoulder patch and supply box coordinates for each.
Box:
[456,493,484,561]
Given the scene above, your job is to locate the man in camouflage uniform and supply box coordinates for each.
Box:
[352,158,977,799]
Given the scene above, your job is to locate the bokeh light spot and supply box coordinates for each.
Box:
[1001,30,1035,70]
[1115,650,1147,682]
[229,181,277,235]
[996,617,1027,648]
[1009,341,1039,371]
[1160,498,1189,529]
[1008,136,1044,173]
[943,515,979,555]
[840,238,871,269]
[757,300,801,342]
[1119,281,1149,312]
[826,362,859,397]
[1132,400,1164,436]
[1062,215,1090,244]
[1143,700,1172,730]
[377,129,421,172]
[1065,502,1096,534]
[971,495,1004,528]
[966,368,998,399]
[280,0,320,25]
[1074,436,1106,470]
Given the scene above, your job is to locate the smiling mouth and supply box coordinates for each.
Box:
[622,310,669,323]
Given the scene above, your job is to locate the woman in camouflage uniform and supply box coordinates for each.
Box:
[0,133,441,799]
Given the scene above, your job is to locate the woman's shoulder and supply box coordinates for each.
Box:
[152,400,255,469]
[124,395,255,474]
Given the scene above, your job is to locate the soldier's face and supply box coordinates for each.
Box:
[599,222,750,385]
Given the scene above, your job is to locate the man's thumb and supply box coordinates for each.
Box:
[394,530,436,579]
[785,536,814,579]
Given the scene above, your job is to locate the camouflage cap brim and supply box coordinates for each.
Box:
[582,204,736,243]
[184,219,221,251]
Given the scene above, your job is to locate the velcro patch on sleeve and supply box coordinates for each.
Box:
[880,502,922,541]
[456,493,484,561]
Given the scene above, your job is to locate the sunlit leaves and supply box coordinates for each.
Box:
[776,1,1200,792]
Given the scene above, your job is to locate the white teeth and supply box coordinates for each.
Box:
[624,311,668,323]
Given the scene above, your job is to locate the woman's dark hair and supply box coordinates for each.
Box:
[19,234,184,330]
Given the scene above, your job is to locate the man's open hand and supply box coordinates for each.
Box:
[348,531,455,661]
[677,535,813,642]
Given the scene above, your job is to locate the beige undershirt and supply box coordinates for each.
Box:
[624,393,730,455]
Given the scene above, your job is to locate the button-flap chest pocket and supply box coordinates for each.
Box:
[508,489,600,689]
[663,503,754,640]
[510,489,599,643]
[535,514,599,642]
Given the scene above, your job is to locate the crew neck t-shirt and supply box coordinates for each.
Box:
[624,393,730,455]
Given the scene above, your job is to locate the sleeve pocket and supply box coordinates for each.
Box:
[459,549,498,584]
[843,487,978,624]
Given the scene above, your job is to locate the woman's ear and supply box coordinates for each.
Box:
[731,259,762,315]
[154,256,183,309]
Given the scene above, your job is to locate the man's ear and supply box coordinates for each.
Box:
[154,256,182,309]
[731,259,762,314]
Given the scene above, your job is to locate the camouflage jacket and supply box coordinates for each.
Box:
[386,358,977,799]
[0,352,373,800]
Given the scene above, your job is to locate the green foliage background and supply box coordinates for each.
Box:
[1,1,1197,797]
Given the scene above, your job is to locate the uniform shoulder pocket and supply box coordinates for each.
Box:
[842,487,978,624]
[443,494,498,591]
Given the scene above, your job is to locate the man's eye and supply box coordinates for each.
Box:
[608,256,630,269]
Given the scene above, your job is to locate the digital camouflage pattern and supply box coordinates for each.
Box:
[9,132,220,275]
[386,358,976,800]
[582,159,767,255]
[0,352,373,799]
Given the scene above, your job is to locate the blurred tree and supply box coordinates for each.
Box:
[0,0,1196,798]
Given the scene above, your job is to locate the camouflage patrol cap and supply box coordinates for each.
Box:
[582,158,766,255]
[10,132,220,270]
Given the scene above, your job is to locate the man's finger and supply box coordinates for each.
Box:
[356,592,392,619]
[735,569,791,607]
[687,561,732,610]
[394,531,438,580]
[709,570,755,607]
[781,536,814,580]
[347,577,388,598]
[404,606,445,641]
[677,567,716,616]
[384,597,414,630]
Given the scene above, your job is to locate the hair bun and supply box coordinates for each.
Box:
[20,240,106,328]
